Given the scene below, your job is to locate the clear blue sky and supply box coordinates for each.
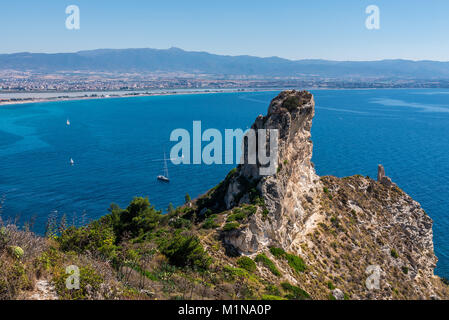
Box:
[1,0,449,61]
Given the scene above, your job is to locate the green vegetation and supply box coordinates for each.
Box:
[282,95,301,112]
[269,246,306,273]
[281,282,310,300]
[390,249,399,259]
[401,266,409,274]
[237,256,257,272]
[223,265,252,281]
[158,232,211,270]
[261,294,287,300]
[223,222,240,232]
[202,215,219,229]
[227,205,257,223]
[255,254,281,277]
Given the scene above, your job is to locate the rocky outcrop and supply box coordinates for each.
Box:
[223,90,322,254]
[211,90,447,299]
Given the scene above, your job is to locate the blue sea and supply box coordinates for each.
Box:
[1,89,449,277]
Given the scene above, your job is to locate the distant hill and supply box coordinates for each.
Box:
[1,47,449,79]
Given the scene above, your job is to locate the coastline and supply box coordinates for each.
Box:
[0,88,281,107]
[2,87,447,107]
[0,87,423,107]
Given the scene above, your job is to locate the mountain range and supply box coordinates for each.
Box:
[1,47,449,79]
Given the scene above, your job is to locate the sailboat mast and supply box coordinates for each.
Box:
[164,152,169,178]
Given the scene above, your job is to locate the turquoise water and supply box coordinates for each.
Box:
[1,89,449,277]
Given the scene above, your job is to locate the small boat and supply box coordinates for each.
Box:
[67,119,71,126]
[70,158,74,165]
[157,152,170,182]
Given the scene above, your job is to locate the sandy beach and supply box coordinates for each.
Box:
[0,88,278,107]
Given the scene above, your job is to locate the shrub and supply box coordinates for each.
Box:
[9,246,24,260]
[281,282,310,300]
[237,256,257,272]
[58,223,118,260]
[53,265,104,300]
[265,284,281,296]
[169,218,192,229]
[269,247,285,258]
[255,254,281,277]
[285,254,306,273]
[327,281,335,290]
[202,215,219,229]
[109,197,162,240]
[282,96,301,111]
[158,233,211,270]
[223,265,252,281]
[401,266,409,274]
[223,222,240,232]
[269,247,306,272]
[227,211,246,222]
[0,227,9,249]
[390,249,399,259]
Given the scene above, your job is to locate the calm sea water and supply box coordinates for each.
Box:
[1,89,449,277]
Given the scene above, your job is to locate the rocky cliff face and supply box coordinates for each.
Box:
[209,90,448,299]
[223,91,322,254]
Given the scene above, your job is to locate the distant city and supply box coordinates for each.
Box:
[2,47,449,104]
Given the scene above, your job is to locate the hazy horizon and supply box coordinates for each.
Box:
[2,46,449,63]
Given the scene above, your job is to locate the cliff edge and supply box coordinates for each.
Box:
[196,90,447,299]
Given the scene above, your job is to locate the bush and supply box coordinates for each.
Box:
[158,233,211,270]
[9,246,24,260]
[202,215,219,229]
[108,197,162,240]
[223,265,252,282]
[58,223,118,260]
[169,218,192,229]
[255,254,281,277]
[227,211,246,222]
[269,247,306,272]
[0,227,9,249]
[282,96,301,112]
[281,282,310,300]
[223,222,240,232]
[401,266,409,274]
[269,247,285,258]
[237,256,257,272]
[390,249,399,259]
[285,254,306,273]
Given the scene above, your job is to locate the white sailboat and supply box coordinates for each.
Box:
[67,119,71,126]
[70,158,74,165]
[157,152,170,182]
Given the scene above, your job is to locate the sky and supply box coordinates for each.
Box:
[1,0,449,61]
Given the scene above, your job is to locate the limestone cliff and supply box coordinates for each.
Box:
[197,90,448,299]
[222,90,322,254]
